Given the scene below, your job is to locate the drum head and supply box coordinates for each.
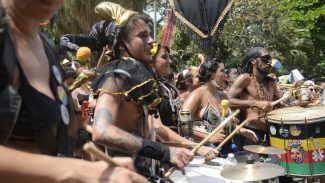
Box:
[267,106,325,124]
[169,156,232,183]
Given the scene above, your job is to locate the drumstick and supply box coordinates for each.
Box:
[164,109,240,177]
[215,118,250,150]
[83,142,119,166]
[161,141,198,148]
[216,97,283,151]
[193,128,210,135]
[272,80,303,106]
[221,100,229,118]
[272,92,290,106]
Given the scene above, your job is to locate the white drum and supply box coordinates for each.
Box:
[169,156,242,183]
[169,156,279,183]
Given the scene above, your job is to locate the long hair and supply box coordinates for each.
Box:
[242,47,268,74]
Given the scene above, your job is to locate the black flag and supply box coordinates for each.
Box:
[169,0,234,49]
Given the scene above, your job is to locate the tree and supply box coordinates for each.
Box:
[170,0,325,78]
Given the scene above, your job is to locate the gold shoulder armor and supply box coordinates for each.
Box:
[69,70,97,92]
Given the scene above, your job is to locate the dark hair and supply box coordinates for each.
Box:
[176,69,193,90]
[165,72,175,83]
[199,58,223,83]
[112,14,151,58]
[62,66,77,79]
[242,47,268,74]
[120,14,151,42]
[153,44,170,60]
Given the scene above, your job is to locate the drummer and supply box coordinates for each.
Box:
[228,47,283,146]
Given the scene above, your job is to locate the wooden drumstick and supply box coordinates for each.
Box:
[164,109,240,177]
[193,128,210,135]
[272,92,290,106]
[161,141,198,148]
[272,80,303,106]
[83,142,119,166]
[215,118,250,150]
[215,95,285,151]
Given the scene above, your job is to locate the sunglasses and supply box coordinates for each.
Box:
[256,55,272,64]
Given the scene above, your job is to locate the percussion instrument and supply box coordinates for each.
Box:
[243,145,286,155]
[169,156,243,183]
[267,106,325,177]
[220,161,284,182]
[234,151,280,164]
[170,156,281,183]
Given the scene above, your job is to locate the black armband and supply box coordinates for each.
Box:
[138,139,170,163]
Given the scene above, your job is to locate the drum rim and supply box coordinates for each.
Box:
[284,172,325,177]
[267,117,324,124]
[267,106,325,124]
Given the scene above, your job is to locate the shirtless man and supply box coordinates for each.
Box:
[91,2,193,177]
[228,47,282,145]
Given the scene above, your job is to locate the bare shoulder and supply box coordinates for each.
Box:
[228,73,251,98]
[183,87,204,107]
[235,73,251,86]
[100,76,125,94]
[188,87,204,100]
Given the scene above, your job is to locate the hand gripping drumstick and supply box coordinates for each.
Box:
[83,142,119,166]
[216,97,285,151]
[164,109,240,178]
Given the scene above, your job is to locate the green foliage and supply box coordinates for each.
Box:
[169,0,325,78]
[41,0,324,78]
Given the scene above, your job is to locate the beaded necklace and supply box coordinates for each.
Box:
[251,75,270,117]
[252,75,270,101]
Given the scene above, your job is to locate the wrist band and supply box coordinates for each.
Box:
[138,139,170,163]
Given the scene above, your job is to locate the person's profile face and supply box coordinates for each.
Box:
[153,47,172,77]
[65,77,74,86]
[228,68,238,82]
[214,63,225,89]
[124,19,154,64]
[191,70,200,89]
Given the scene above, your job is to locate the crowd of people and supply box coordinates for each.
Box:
[1,1,324,183]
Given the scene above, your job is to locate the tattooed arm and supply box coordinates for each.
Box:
[92,77,143,153]
[92,77,194,167]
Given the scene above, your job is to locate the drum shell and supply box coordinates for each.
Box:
[267,106,325,177]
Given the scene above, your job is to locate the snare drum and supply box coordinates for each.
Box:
[267,106,325,177]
